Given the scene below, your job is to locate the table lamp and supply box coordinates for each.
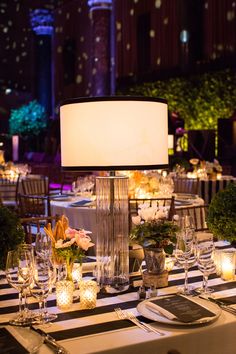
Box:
[60,96,169,293]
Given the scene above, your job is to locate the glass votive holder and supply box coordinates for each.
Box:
[80,280,97,309]
[56,280,74,310]
[220,250,236,281]
[213,249,223,276]
[72,263,82,286]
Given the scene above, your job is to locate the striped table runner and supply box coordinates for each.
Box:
[0,241,235,345]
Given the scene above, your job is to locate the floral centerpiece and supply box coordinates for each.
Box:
[130,202,179,275]
[44,215,94,281]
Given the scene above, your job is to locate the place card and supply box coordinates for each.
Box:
[0,328,27,354]
[147,295,216,323]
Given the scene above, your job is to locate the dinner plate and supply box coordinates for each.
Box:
[137,296,221,326]
[175,193,197,200]
[51,195,73,201]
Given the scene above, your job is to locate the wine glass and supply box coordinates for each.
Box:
[6,247,34,326]
[175,227,196,295]
[35,232,52,260]
[31,256,57,324]
[195,236,216,295]
[72,180,80,196]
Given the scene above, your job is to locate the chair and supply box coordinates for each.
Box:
[173,177,199,195]
[20,174,49,196]
[129,196,176,232]
[0,173,20,211]
[20,215,60,244]
[174,204,209,231]
[18,193,51,219]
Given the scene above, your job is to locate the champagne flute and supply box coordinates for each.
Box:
[175,228,196,295]
[31,256,57,324]
[6,248,34,326]
[195,236,216,295]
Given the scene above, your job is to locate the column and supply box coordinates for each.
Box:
[30,9,54,116]
[88,0,115,96]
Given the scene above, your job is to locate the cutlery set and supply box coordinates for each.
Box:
[114,307,165,335]
[199,296,236,316]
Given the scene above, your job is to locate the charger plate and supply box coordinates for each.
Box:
[137,296,221,326]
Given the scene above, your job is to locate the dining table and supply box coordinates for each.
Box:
[0,238,235,354]
[50,194,205,255]
[198,175,236,204]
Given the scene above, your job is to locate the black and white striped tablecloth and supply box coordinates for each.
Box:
[0,241,236,354]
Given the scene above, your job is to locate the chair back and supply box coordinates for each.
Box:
[18,193,51,219]
[129,196,176,232]
[20,215,60,244]
[173,177,199,195]
[174,204,209,231]
[0,173,20,210]
[21,174,49,196]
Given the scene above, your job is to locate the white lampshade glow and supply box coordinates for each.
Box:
[60,97,168,170]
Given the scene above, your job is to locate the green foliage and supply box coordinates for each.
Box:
[130,220,179,254]
[9,100,47,136]
[124,69,236,130]
[207,183,236,242]
[0,206,25,270]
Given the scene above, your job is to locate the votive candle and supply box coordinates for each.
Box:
[56,280,74,310]
[80,280,97,309]
[221,251,236,281]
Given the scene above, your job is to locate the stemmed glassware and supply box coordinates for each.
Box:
[5,246,34,326]
[35,232,52,261]
[174,216,196,295]
[31,256,57,324]
[72,180,80,196]
[195,235,216,295]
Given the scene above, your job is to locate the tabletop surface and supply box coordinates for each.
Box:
[0,239,236,354]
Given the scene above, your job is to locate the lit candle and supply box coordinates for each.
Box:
[216,173,222,180]
[221,251,236,281]
[213,249,222,276]
[80,280,97,309]
[56,280,74,310]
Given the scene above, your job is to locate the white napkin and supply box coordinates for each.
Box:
[145,301,177,320]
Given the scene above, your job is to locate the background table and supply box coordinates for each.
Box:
[198,176,236,204]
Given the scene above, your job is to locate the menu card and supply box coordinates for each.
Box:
[147,295,216,323]
[0,328,28,354]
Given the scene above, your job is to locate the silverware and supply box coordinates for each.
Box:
[114,307,164,335]
[30,325,69,353]
[199,296,236,316]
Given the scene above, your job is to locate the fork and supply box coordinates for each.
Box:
[199,296,236,316]
[114,308,165,335]
[126,311,165,336]
[114,307,149,332]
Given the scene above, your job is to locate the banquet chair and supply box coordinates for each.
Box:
[18,193,51,219]
[173,177,199,195]
[0,174,20,211]
[20,174,49,196]
[20,214,60,244]
[174,204,209,231]
[129,196,176,232]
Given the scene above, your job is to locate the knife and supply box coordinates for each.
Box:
[30,326,70,353]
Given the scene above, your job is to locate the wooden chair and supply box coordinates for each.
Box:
[129,196,176,232]
[0,174,20,211]
[20,215,60,244]
[18,193,51,219]
[173,177,199,195]
[20,174,49,196]
[174,204,209,231]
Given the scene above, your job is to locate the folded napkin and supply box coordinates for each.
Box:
[145,295,216,323]
[69,199,92,207]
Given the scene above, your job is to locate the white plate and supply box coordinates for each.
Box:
[51,195,73,201]
[137,296,221,326]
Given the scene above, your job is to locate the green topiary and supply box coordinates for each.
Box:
[207,183,236,242]
[0,205,25,270]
